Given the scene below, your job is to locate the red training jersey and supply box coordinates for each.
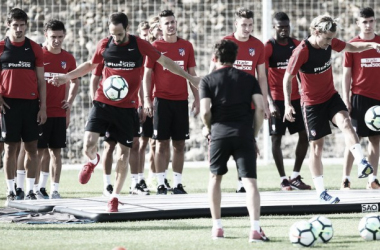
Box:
[92,35,160,108]
[286,38,346,105]
[145,38,196,100]
[0,38,43,99]
[265,38,301,100]
[43,48,77,117]
[344,35,380,100]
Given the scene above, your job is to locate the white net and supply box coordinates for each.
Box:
[0,0,376,163]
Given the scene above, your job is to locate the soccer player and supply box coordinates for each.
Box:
[341,7,380,190]
[143,10,199,195]
[200,39,269,242]
[34,20,79,199]
[1,8,47,202]
[137,21,150,41]
[213,8,270,193]
[49,12,199,212]
[264,12,310,191]
[283,15,379,203]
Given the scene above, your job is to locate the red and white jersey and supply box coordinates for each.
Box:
[0,37,43,99]
[286,38,346,105]
[223,33,265,77]
[43,48,77,117]
[92,35,160,108]
[145,38,196,100]
[265,38,301,100]
[344,35,380,100]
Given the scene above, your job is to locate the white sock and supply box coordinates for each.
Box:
[89,155,98,164]
[131,174,138,188]
[138,173,144,182]
[39,171,49,189]
[16,170,26,190]
[344,176,350,181]
[251,220,260,232]
[33,184,39,193]
[173,172,182,187]
[313,175,325,196]
[350,144,364,164]
[291,171,300,180]
[164,170,168,178]
[51,182,59,192]
[6,179,16,194]
[26,178,35,193]
[111,193,120,199]
[156,172,165,186]
[237,180,244,189]
[213,219,223,229]
[280,176,287,181]
[369,174,377,183]
[103,174,111,188]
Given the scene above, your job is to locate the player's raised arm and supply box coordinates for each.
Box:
[49,60,98,87]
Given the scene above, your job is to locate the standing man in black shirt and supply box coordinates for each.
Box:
[200,39,269,242]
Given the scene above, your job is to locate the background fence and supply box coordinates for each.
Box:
[0,0,377,163]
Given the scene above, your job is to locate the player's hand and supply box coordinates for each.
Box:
[202,126,211,140]
[144,98,154,118]
[191,99,200,117]
[269,102,281,119]
[0,95,10,114]
[37,108,47,125]
[264,105,271,120]
[284,104,296,122]
[138,106,146,123]
[61,100,72,110]
[343,98,351,113]
[49,74,69,87]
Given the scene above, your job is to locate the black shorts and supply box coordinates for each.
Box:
[141,116,153,138]
[350,94,380,137]
[209,137,257,178]
[85,101,135,147]
[38,117,66,148]
[269,99,305,135]
[153,97,189,140]
[0,97,39,143]
[302,93,347,141]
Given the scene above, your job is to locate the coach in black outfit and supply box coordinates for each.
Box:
[200,39,269,242]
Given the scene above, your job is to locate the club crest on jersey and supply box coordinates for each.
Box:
[61,61,67,69]
[249,48,255,56]
[310,130,316,137]
[179,48,185,56]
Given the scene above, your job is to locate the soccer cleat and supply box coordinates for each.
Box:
[103,184,113,197]
[139,179,149,192]
[39,188,50,199]
[78,153,100,184]
[211,228,224,240]
[107,197,119,212]
[157,184,167,195]
[15,188,25,200]
[319,190,340,204]
[5,191,16,205]
[280,179,292,191]
[366,179,380,189]
[172,184,187,194]
[236,186,246,193]
[358,158,373,178]
[340,179,351,190]
[289,175,311,190]
[24,190,37,200]
[50,191,61,199]
[164,178,172,191]
[130,183,150,195]
[249,228,270,242]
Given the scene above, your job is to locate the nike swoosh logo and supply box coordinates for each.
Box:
[161,52,168,55]
[128,48,135,51]
[185,134,189,137]
[25,48,30,50]
[290,46,294,49]
[126,140,133,143]
[39,133,43,136]
[43,63,50,65]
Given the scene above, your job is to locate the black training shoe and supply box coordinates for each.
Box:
[15,188,25,200]
[139,179,149,192]
[5,191,16,206]
[131,183,150,195]
[236,187,246,193]
[103,184,113,197]
[172,184,187,194]
[164,178,172,191]
[40,188,50,199]
[24,190,37,200]
[157,184,167,195]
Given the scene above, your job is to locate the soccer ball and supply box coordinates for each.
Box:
[102,75,129,101]
[309,216,334,243]
[289,220,318,247]
[358,213,380,240]
[364,105,380,131]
